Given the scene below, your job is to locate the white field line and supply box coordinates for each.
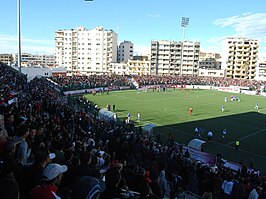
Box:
[226,128,266,146]
[111,92,216,102]
[144,120,266,159]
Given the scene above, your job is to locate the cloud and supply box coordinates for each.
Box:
[0,34,53,45]
[147,14,160,18]
[199,35,233,54]
[0,34,54,54]
[0,43,54,54]
[214,13,266,42]
[133,44,151,55]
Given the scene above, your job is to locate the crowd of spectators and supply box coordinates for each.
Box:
[51,75,266,92]
[0,62,266,199]
[132,75,266,91]
[50,75,132,91]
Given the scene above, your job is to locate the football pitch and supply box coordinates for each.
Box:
[84,89,266,173]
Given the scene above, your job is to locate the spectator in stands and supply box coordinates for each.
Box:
[202,189,213,199]
[31,163,67,199]
[17,147,55,199]
[231,177,245,199]
[174,187,186,199]
[4,113,15,138]
[158,170,168,198]
[0,115,8,138]
[72,176,106,199]
[184,149,190,158]
[2,63,266,199]
[187,166,198,195]
[73,151,101,179]
[0,150,19,199]
[248,186,263,199]
[221,174,234,198]
[101,167,126,199]
[12,125,31,166]
[138,182,160,199]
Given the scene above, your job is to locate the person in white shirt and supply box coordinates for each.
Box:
[137,113,141,122]
[195,127,199,137]
[127,113,131,123]
[207,131,213,141]
[248,186,263,199]
[113,114,117,122]
[222,129,227,139]
[221,177,234,198]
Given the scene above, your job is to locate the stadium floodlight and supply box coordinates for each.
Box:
[180,17,189,76]
[181,17,189,41]
[181,17,189,27]
[17,0,21,72]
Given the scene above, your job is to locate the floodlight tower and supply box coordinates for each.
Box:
[181,17,189,42]
[180,17,189,76]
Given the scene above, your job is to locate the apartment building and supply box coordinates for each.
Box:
[199,58,221,69]
[222,37,259,79]
[255,60,266,81]
[150,40,200,75]
[55,26,118,75]
[108,59,150,75]
[133,55,149,61]
[199,52,221,61]
[13,53,55,67]
[199,52,221,69]
[0,54,13,65]
[198,68,225,78]
[182,41,200,75]
[118,40,133,63]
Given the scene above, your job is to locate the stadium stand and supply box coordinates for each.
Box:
[0,62,266,199]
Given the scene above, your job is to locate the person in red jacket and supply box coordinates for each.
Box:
[31,163,67,199]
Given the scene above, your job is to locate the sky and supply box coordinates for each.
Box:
[1,0,266,57]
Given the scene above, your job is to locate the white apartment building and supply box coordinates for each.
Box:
[150,40,200,75]
[118,40,133,63]
[55,26,118,75]
[221,37,259,79]
[182,41,200,76]
[0,54,13,66]
[199,52,221,61]
[12,53,55,67]
[198,68,225,78]
[199,58,221,69]
[255,60,266,81]
[108,59,150,75]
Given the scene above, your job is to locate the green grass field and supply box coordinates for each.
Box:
[84,89,266,173]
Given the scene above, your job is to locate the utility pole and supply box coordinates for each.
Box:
[17,0,21,72]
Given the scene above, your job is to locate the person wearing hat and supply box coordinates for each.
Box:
[17,147,55,199]
[31,163,67,199]
[72,176,106,199]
